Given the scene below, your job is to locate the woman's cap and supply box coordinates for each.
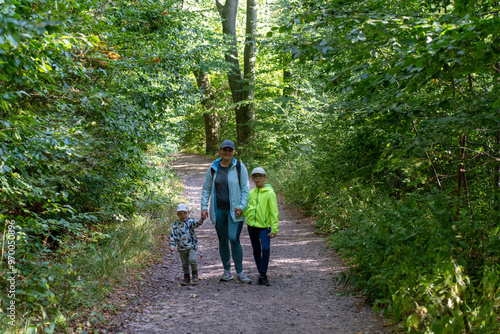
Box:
[220,140,235,150]
[251,167,266,176]
[177,203,189,212]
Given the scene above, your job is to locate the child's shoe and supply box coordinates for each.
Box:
[236,272,252,284]
[219,271,234,281]
[192,271,199,282]
[258,275,270,286]
[181,274,190,285]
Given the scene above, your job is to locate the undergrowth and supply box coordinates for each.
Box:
[268,155,500,334]
[0,152,183,333]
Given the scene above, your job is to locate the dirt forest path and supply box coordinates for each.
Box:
[108,153,391,334]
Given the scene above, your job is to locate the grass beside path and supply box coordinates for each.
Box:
[1,158,185,333]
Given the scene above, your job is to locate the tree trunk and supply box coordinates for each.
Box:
[456,135,470,220]
[495,131,500,212]
[194,69,219,154]
[216,0,243,101]
[243,0,257,101]
[238,0,257,150]
[216,0,255,152]
[283,69,294,97]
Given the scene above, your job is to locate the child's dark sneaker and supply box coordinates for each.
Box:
[192,271,199,282]
[181,274,190,285]
[258,275,270,286]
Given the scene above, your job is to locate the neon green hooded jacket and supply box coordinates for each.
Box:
[243,184,279,234]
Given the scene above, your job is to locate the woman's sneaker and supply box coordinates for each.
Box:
[236,272,252,284]
[220,271,234,281]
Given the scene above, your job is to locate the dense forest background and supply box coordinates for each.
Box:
[1,0,499,333]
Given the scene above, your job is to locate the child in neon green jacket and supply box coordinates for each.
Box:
[243,167,279,286]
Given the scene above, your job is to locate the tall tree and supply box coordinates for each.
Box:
[215,0,256,150]
[194,69,219,154]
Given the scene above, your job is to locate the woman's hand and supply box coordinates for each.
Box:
[235,208,242,217]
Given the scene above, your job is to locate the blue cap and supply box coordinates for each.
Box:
[220,140,235,150]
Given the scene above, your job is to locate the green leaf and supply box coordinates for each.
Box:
[5,34,18,48]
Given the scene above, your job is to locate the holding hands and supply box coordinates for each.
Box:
[201,210,208,221]
[202,208,243,219]
[235,207,242,218]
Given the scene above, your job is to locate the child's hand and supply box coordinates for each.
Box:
[169,247,176,252]
[268,232,276,239]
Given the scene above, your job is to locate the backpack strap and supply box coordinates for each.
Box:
[236,160,241,180]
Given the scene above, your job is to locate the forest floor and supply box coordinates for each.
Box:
[104,153,394,334]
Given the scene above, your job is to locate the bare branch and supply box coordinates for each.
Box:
[412,121,443,190]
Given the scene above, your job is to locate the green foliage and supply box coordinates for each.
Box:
[0,0,206,331]
[335,190,500,333]
[1,0,498,332]
[0,151,182,333]
[262,0,500,332]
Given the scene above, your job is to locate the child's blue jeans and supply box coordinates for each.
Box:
[247,225,271,277]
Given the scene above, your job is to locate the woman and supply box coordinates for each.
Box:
[201,140,252,283]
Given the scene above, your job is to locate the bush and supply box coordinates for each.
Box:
[0,148,183,333]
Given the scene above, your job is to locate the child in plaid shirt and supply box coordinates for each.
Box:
[169,203,204,285]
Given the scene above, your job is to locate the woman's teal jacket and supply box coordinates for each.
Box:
[201,158,250,225]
